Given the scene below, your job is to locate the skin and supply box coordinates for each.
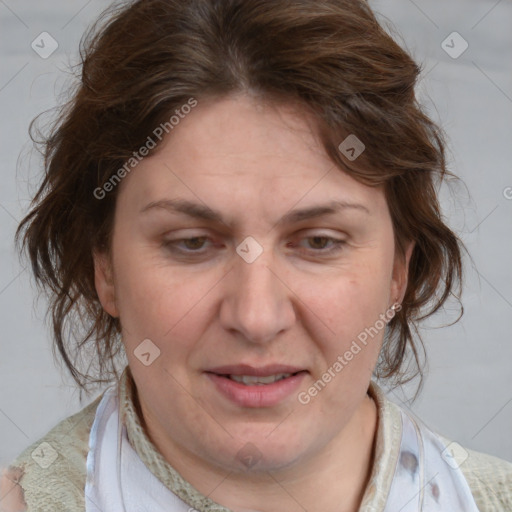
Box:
[0,467,26,512]
[94,93,414,512]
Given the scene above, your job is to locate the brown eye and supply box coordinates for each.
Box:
[162,236,211,254]
[308,236,331,250]
[295,235,346,255]
[181,237,208,250]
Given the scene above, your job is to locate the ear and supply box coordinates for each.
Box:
[93,249,119,318]
[390,240,415,305]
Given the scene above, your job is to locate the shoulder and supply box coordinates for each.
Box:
[437,433,512,512]
[1,393,103,512]
[377,387,512,512]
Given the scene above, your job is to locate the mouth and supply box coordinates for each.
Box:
[206,364,306,383]
[205,365,308,407]
[226,372,299,385]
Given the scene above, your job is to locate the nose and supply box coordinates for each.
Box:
[219,246,296,346]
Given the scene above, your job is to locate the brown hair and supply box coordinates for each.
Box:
[16,0,464,393]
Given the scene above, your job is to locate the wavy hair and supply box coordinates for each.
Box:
[16,0,464,393]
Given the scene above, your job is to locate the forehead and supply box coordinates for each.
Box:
[116,94,387,218]
[162,94,332,174]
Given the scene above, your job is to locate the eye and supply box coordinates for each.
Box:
[163,236,211,254]
[162,234,346,257]
[293,234,346,255]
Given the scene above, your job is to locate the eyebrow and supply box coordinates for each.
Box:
[140,198,370,226]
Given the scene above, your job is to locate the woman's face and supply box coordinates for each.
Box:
[95,93,412,474]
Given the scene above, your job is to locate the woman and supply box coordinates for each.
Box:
[1,0,511,511]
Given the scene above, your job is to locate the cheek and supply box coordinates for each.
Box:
[111,244,218,357]
[295,253,394,371]
[305,258,392,332]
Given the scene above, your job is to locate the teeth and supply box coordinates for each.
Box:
[229,373,292,385]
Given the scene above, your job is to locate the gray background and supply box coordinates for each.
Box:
[1,0,511,470]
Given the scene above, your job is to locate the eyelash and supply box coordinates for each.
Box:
[162,235,346,256]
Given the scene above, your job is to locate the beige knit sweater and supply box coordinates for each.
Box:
[2,366,512,511]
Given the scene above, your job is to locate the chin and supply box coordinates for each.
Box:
[212,426,313,474]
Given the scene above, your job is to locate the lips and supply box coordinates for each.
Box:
[229,373,293,385]
[205,364,308,407]
[206,364,305,377]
